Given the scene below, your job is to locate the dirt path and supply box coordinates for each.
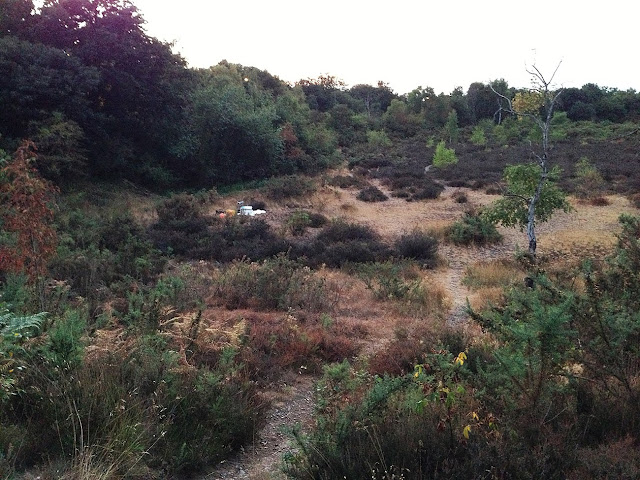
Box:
[203,374,315,480]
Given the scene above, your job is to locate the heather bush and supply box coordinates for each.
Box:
[307,211,329,228]
[452,190,468,203]
[412,179,445,200]
[328,174,367,189]
[316,220,378,244]
[242,314,361,380]
[393,230,439,268]
[212,254,333,312]
[156,193,202,225]
[262,175,317,199]
[356,185,388,202]
[294,219,392,267]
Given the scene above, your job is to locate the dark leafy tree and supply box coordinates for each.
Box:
[406,86,434,114]
[349,81,397,117]
[449,86,472,126]
[0,0,35,37]
[296,74,345,112]
[0,36,100,143]
[467,82,497,123]
[27,0,192,185]
[184,69,284,186]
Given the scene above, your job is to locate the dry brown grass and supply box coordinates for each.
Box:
[463,259,523,291]
[468,286,508,312]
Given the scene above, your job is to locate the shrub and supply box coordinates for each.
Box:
[587,196,610,206]
[574,157,605,199]
[452,190,468,203]
[212,254,332,312]
[262,175,316,199]
[366,129,393,148]
[470,125,487,146]
[156,193,202,225]
[432,140,458,168]
[356,185,388,202]
[393,230,439,268]
[628,193,640,209]
[447,211,502,246]
[241,314,360,380]
[412,180,445,200]
[284,354,492,480]
[307,212,328,228]
[328,174,367,189]
[316,220,378,244]
[286,211,312,236]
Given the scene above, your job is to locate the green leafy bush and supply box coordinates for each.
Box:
[470,125,487,146]
[286,211,312,236]
[447,212,502,246]
[366,129,393,148]
[432,140,458,168]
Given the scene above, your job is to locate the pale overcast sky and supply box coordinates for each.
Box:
[131,0,638,95]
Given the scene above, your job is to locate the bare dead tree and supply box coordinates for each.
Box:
[490,63,564,258]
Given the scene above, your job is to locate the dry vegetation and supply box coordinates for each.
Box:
[6,160,640,479]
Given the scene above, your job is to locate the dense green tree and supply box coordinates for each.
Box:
[0,36,100,144]
[382,99,421,136]
[449,86,472,126]
[406,85,434,114]
[185,72,284,185]
[26,0,192,184]
[423,93,451,130]
[467,82,497,123]
[0,0,35,36]
[349,81,397,117]
[296,74,345,112]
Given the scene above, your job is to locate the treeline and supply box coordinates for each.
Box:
[2,0,640,190]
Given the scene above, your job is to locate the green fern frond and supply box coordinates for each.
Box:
[0,308,48,339]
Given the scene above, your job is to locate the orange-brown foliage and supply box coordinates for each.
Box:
[0,141,58,282]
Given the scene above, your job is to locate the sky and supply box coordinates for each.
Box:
[131,0,639,96]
